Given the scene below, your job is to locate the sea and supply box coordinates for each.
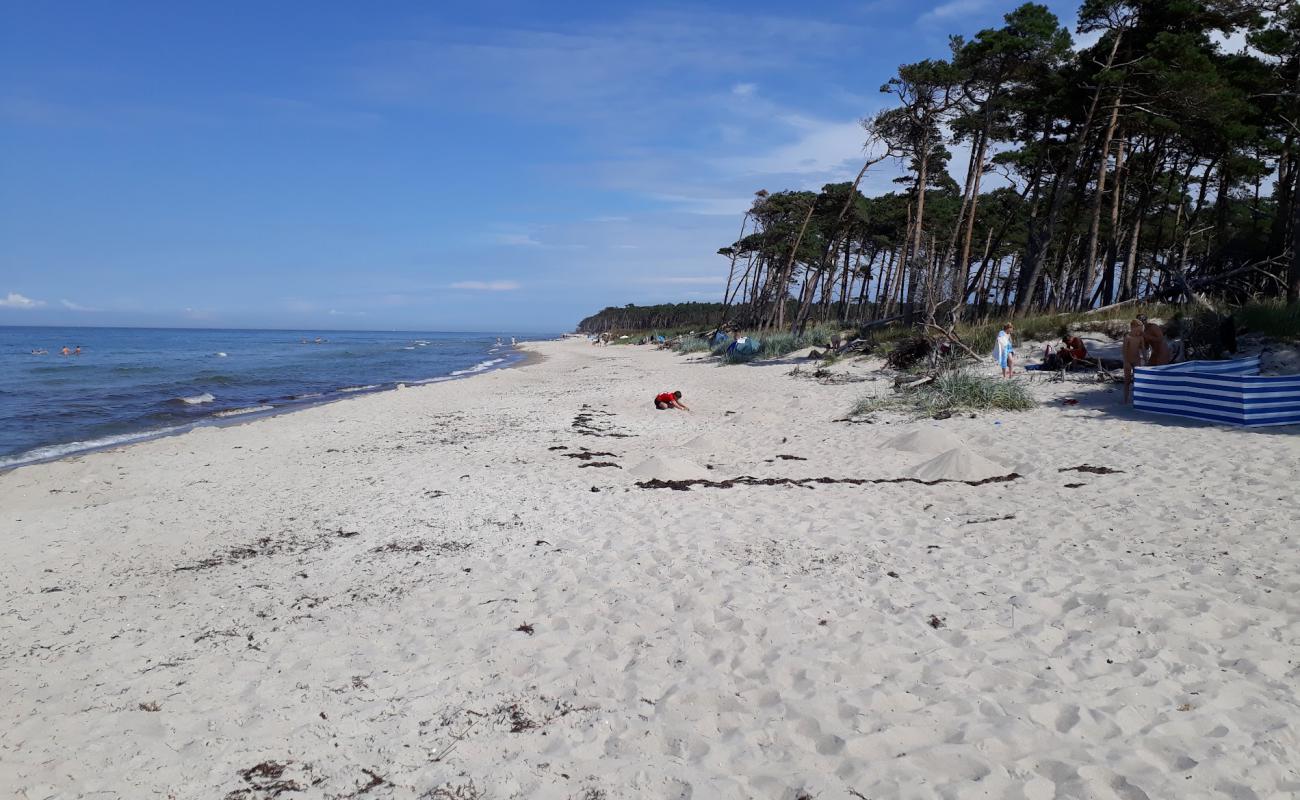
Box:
[0,327,544,469]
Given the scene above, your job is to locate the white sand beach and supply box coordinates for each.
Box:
[3,338,1298,799]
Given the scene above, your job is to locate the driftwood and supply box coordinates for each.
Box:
[895,375,935,390]
[921,321,984,361]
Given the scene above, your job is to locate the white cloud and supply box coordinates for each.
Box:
[918,0,990,26]
[715,116,869,178]
[328,309,367,316]
[731,82,757,98]
[60,299,95,311]
[450,280,521,291]
[0,292,44,308]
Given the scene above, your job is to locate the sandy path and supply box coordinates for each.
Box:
[2,339,1298,799]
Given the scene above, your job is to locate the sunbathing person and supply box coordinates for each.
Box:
[654,391,690,411]
[1122,320,1145,403]
[1144,322,1172,366]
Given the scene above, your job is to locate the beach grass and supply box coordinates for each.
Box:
[1237,299,1300,340]
[853,369,1035,417]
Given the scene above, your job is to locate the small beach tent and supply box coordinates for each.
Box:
[1133,357,1300,427]
[727,337,760,357]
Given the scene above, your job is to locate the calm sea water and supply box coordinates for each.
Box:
[0,327,541,468]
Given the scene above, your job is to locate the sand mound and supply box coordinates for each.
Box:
[680,433,728,453]
[911,447,1007,482]
[628,455,711,481]
[885,427,967,454]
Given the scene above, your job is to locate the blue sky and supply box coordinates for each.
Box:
[0,0,1088,331]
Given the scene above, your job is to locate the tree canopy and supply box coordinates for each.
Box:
[707,0,1299,332]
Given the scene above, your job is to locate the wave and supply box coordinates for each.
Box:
[176,392,216,405]
[194,373,240,385]
[450,358,506,376]
[339,384,380,393]
[0,425,191,470]
[213,405,274,418]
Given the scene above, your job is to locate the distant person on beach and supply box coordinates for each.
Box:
[1144,322,1171,366]
[993,324,1015,378]
[1056,333,1087,367]
[1122,319,1145,403]
[654,391,690,411]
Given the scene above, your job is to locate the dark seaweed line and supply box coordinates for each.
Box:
[636,473,1023,491]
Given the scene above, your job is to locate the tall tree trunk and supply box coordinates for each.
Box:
[1080,88,1124,309]
[1100,133,1127,305]
[954,130,990,312]
[1015,30,1124,314]
[773,200,817,330]
[943,127,985,308]
[1290,157,1300,303]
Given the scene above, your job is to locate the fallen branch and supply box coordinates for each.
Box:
[921,322,984,361]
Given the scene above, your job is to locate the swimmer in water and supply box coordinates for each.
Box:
[60,346,71,356]
[74,346,82,355]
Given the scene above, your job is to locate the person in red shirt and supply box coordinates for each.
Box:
[1058,334,1087,365]
[654,390,690,411]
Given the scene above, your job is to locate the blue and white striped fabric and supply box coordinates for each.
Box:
[1134,357,1300,427]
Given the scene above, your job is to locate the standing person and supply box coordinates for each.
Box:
[60,346,71,356]
[993,323,1016,378]
[653,391,690,411]
[1144,322,1172,366]
[1122,319,1146,404]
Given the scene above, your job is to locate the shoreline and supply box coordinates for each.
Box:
[3,338,1297,798]
[0,344,545,473]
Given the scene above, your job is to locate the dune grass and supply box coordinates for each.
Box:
[852,369,1035,417]
[1237,299,1300,340]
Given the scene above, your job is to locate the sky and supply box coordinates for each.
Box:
[1,0,1093,332]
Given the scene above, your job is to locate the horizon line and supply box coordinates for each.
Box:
[0,323,567,335]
